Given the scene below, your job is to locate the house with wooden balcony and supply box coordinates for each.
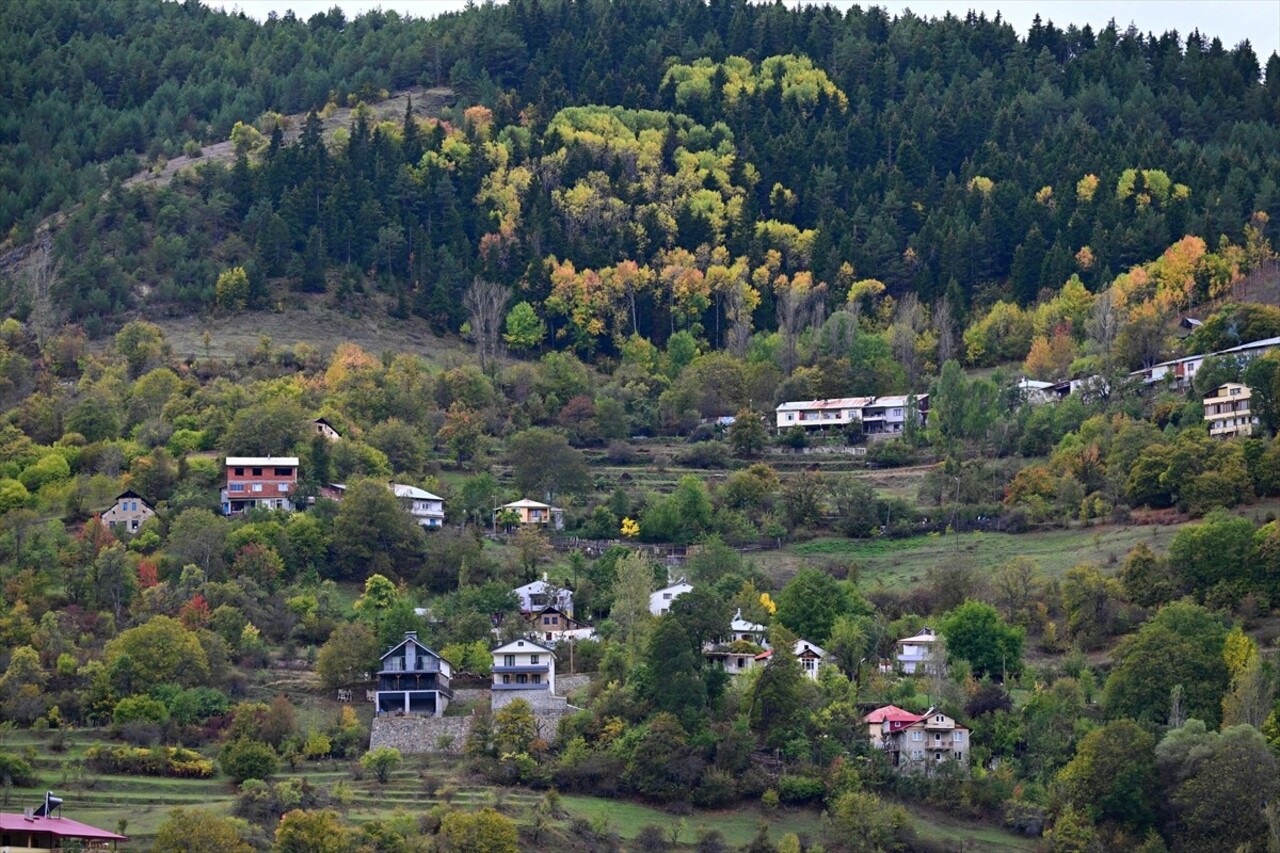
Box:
[392,483,445,528]
[865,705,969,771]
[1204,382,1259,438]
[491,638,556,694]
[374,631,453,717]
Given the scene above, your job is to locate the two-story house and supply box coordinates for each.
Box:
[775,397,874,431]
[1204,382,1258,438]
[861,394,929,436]
[496,499,564,531]
[526,606,595,642]
[895,627,941,675]
[101,490,155,532]
[374,631,453,717]
[730,609,769,646]
[221,456,299,515]
[491,638,556,694]
[392,484,446,528]
[865,705,969,771]
[513,578,574,616]
[649,580,693,615]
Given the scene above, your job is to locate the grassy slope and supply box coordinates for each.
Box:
[1,729,1033,850]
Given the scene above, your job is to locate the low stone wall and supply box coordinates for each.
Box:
[369,715,472,755]
[451,688,490,705]
[556,674,592,697]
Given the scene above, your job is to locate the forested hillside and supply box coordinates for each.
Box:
[7,3,1280,853]
[4,0,1280,348]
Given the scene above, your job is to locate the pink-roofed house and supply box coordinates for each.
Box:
[1,800,127,850]
[865,705,969,772]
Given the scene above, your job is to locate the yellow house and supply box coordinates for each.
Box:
[1203,382,1258,438]
[495,499,564,530]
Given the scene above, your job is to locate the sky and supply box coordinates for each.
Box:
[204,0,1280,63]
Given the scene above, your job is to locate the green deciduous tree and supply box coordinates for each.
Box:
[1057,719,1158,832]
[151,808,254,853]
[436,808,519,853]
[104,616,209,692]
[330,478,424,580]
[315,621,382,689]
[939,600,1024,680]
[359,747,402,784]
[774,567,860,644]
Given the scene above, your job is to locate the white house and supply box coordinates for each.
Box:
[100,490,155,532]
[312,418,342,441]
[749,638,826,680]
[1135,335,1280,390]
[775,395,927,436]
[1015,377,1058,405]
[491,638,556,694]
[513,578,574,616]
[730,609,769,647]
[649,580,693,615]
[392,483,445,528]
[896,627,941,675]
[775,397,873,431]
[1204,382,1258,438]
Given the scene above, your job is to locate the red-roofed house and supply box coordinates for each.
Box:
[865,705,969,772]
[0,811,127,850]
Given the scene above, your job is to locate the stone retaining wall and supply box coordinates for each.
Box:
[369,715,472,755]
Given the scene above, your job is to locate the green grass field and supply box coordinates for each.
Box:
[757,522,1183,589]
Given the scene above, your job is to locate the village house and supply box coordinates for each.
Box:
[1136,335,1280,390]
[513,577,574,615]
[392,483,446,528]
[100,490,155,533]
[649,580,693,615]
[495,499,564,530]
[894,627,942,675]
[1203,382,1258,438]
[221,456,299,515]
[526,605,595,642]
[373,631,453,717]
[865,705,969,771]
[704,641,762,677]
[730,608,769,646]
[491,638,556,694]
[774,395,928,436]
[312,417,342,441]
[744,639,827,680]
[1,794,126,851]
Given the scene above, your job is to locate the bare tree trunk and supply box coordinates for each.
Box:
[464,277,508,375]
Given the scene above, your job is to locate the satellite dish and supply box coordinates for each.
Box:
[33,792,62,817]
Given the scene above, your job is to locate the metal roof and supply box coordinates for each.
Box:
[226,456,299,467]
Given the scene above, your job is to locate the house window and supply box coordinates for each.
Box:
[502,675,510,684]
[516,674,528,684]
[275,467,292,476]
[252,467,263,476]
[532,674,540,684]
[543,617,551,625]
[131,520,139,530]
[503,655,515,667]
[935,753,944,762]
[663,593,672,600]
[935,733,942,742]
[229,484,245,492]
[953,731,964,742]
[234,467,245,476]
[252,484,263,492]
[956,751,963,761]
[530,655,539,665]
[913,751,923,760]
[278,483,289,492]
[911,731,922,742]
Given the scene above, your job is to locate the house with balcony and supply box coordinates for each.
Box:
[392,484,446,528]
[865,705,969,771]
[495,499,564,531]
[649,580,693,615]
[221,456,298,515]
[526,606,595,642]
[895,627,941,675]
[861,394,928,436]
[704,640,763,677]
[374,631,453,717]
[491,638,556,694]
[100,490,155,533]
[1204,382,1258,438]
[775,397,873,431]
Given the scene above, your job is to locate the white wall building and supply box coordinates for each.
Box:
[491,638,556,695]
[649,580,693,615]
[775,395,927,435]
[513,578,574,615]
[392,484,445,528]
[896,628,941,675]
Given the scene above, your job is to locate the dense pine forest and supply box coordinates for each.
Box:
[5,2,1280,852]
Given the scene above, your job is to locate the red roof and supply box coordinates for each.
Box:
[754,649,773,661]
[864,704,924,725]
[0,813,127,840]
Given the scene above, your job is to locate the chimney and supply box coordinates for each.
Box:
[23,807,33,820]
[404,631,417,641]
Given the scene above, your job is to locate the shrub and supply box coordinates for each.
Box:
[218,739,279,784]
[0,753,37,786]
[777,774,826,804]
[84,745,214,778]
[112,695,171,727]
